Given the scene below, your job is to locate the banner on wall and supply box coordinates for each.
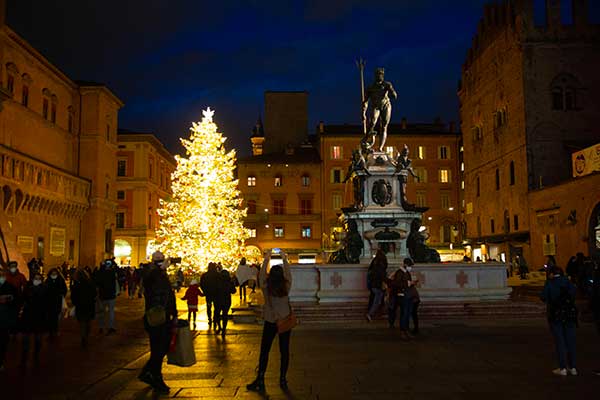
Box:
[50,227,65,256]
[572,143,600,178]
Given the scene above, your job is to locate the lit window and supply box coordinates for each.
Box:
[331,146,342,160]
[301,226,312,238]
[331,169,343,184]
[116,212,125,229]
[274,226,284,238]
[247,200,257,214]
[417,146,425,160]
[461,180,465,190]
[117,190,125,200]
[301,174,310,187]
[439,169,450,183]
[460,162,464,172]
[332,194,342,210]
[274,175,282,187]
[117,160,127,177]
[441,193,450,209]
[249,228,257,238]
[385,146,395,157]
[247,176,256,187]
[439,146,449,159]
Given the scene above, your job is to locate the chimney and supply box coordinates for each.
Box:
[573,0,589,27]
[401,117,407,130]
[546,0,561,29]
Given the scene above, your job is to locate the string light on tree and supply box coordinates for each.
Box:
[155,107,250,272]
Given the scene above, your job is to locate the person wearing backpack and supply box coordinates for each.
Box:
[541,266,578,376]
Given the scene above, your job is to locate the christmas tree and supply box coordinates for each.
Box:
[155,108,250,272]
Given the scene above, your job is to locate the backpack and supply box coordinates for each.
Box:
[550,286,578,325]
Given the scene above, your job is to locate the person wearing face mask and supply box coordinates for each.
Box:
[45,268,67,339]
[20,273,48,367]
[0,268,19,371]
[138,251,177,395]
[6,261,27,296]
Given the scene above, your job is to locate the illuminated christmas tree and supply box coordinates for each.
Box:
[155,107,250,272]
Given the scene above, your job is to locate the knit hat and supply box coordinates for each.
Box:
[152,251,165,262]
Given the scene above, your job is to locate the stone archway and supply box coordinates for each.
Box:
[589,202,600,261]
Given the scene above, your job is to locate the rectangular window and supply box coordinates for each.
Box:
[417,146,425,160]
[441,225,452,243]
[439,169,450,183]
[490,219,495,234]
[117,190,125,200]
[330,146,342,160]
[461,180,465,190]
[43,98,49,119]
[247,200,257,214]
[495,169,500,190]
[117,160,127,177]
[274,176,282,187]
[415,168,427,183]
[301,225,312,238]
[249,228,257,238]
[460,162,464,172]
[514,215,519,231]
[416,191,426,207]
[7,75,14,94]
[300,199,312,215]
[301,175,310,187]
[331,169,343,184]
[22,85,29,106]
[273,199,285,215]
[439,146,449,159]
[51,103,57,123]
[116,212,125,229]
[441,193,450,209]
[332,194,342,210]
[476,176,480,197]
[274,226,284,238]
[247,176,256,186]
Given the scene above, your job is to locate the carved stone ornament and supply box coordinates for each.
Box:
[371,179,393,207]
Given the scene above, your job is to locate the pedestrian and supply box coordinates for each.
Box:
[45,267,67,339]
[5,261,27,296]
[70,268,97,347]
[20,272,48,368]
[181,279,202,329]
[138,251,177,395]
[175,268,184,293]
[566,256,578,283]
[406,263,421,336]
[366,249,388,322]
[247,251,293,392]
[387,258,415,340]
[236,257,255,303]
[0,268,19,371]
[126,267,137,299]
[27,258,39,278]
[200,262,220,329]
[517,255,528,280]
[95,259,118,335]
[215,269,236,338]
[541,266,578,376]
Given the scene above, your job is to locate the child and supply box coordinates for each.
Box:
[182,279,202,329]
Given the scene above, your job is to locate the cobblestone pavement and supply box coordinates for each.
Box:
[2,292,600,399]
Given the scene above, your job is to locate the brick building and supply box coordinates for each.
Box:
[0,2,123,268]
[459,0,600,265]
[114,131,176,266]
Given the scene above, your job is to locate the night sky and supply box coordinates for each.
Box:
[7,1,600,156]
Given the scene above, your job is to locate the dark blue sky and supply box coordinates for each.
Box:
[7,1,600,156]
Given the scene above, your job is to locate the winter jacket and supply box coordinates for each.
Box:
[389,268,411,297]
[71,276,97,322]
[215,274,236,309]
[46,276,68,317]
[20,283,49,333]
[367,258,387,290]
[143,267,177,326]
[6,271,28,295]
[200,269,220,298]
[182,284,202,306]
[95,266,118,300]
[0,282,19,330]
[541,274,577,318]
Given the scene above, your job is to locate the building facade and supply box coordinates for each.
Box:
[114,131,175,266]
[319,121,462,259]
[0,5,123,268]
[459,0,600,264]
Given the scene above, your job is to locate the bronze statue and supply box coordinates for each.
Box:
[406,218,441,263]
[395,144,420,211]
[362,67,397,152]
[344,149,371,210]
[328,220,363,264]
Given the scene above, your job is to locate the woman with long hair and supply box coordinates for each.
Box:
[247,250,293,392]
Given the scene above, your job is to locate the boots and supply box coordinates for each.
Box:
[246,372,265,392]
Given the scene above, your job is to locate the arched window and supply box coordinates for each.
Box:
[551,73,582,111]
[5,62,18,95]
[247,200,256,214]
[301,174,310,187]
[42,88,51,120]
[509,161,515,185]
[50,95,58,123]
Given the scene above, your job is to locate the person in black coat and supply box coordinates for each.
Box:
[138,252,177,395]
[94,260,118,334]
[71,268,97,347]
[215,269,236,338]
[45,268,67,338]
[20,273,48,367]
[0,268,19,370]
[200,262,220,329]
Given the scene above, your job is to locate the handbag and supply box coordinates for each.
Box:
[276,299,297,334]
[145,305,166,327]
[167,319,197,367]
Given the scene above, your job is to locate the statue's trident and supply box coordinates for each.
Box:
[356,58,366,136]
